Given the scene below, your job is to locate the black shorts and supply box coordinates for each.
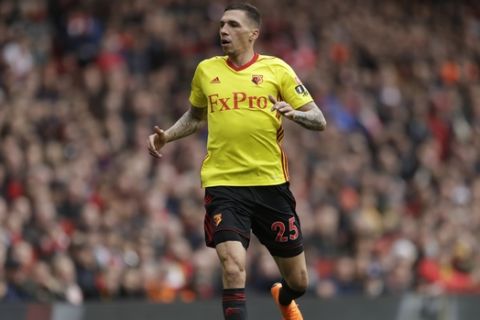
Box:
[203,183,304,258]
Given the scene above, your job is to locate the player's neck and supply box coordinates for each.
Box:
[227,49,256,68]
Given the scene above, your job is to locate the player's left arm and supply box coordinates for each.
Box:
[269,95,326,131]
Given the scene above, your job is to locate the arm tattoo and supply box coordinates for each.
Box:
[165,108,206,142]
[293,108,327,131]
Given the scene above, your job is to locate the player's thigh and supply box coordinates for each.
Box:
[251,185,304,258]
[204,187,252,249]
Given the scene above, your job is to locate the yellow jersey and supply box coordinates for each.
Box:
[189,53,313,187]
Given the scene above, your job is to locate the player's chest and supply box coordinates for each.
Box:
[202,71,278,112]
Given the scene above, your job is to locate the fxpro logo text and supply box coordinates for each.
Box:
[207,92,270,113]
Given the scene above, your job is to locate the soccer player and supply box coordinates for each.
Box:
[148,3,326,320]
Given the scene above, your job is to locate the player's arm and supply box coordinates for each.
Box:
[269,96,326,131]
[148,105,206,158]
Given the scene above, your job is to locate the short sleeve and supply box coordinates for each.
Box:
[277,62,313,109]
[189,63,207,108]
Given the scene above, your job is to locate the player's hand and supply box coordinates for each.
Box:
[148,126,167,158]
[269,95,297,120]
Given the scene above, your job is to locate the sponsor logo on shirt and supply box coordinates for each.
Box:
[207,92,270,112]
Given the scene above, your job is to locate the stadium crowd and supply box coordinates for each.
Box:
[1,0,480,303]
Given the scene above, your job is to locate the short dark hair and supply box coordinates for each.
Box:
[224,3,261,28]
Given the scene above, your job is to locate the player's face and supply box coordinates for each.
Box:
[219,10,258,55]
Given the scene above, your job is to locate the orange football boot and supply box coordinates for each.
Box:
[271,282,304,320]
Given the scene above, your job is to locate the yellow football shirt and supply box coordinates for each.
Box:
[189,53,313,187]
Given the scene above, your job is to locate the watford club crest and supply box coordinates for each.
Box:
[251,74,263,85]
[213,213,223,226]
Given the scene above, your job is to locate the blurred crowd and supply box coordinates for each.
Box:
[1,0,480,304]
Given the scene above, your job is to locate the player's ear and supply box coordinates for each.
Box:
[249,28,259,42]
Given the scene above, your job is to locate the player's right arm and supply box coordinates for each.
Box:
[148,105,206,158]
[148,61,208,158]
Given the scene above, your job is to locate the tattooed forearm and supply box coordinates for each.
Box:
[165,108,206,143]
[293,108,327,131]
